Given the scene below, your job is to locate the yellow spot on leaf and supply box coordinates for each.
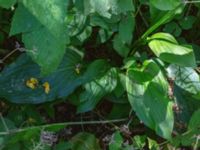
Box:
[26,77,38,89]
[75,64,81,74]
[28,117,36,123]
[75,68,80,74]
[43,82,50,94]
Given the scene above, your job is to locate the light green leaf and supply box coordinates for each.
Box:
[0,49,109,104]
[119,15,135,44]
[77,68,118,113]
[126,60,174,139]
[148,32,196,67]
[128,60,160,83]
[10,0,69,75]
[109,131,123,150]
[148,138,160,150]
[22,27,67,75]
[0,0,16,9]
[150,0,182,10]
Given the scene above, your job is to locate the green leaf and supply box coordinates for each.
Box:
[119,15,135,44]
[132,135,146,149]
[188,109,200,130]
[0,49,109,104]
[128,60,160,83]
[150,0,182,10]
[77,68,118,113]
[109,131,123,150]
[10,0,69,75]
[177,109,200,147]
[179,16,196,30]
[163,22,182,37]
[22,27,67,75]
[110,0,135,14]
[113,34,130,57]
[126,60,174,139]
[90,0,111,18]
[117,0,135,13]
[90,0,135,18]
[147,138,160,150]
[148,32,196,67]
[10,4,40,36]
[167,64,200,95]
[68,132,101,150]
[0,0,16,9]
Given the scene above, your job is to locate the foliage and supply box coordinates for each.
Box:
[0,0,200,149]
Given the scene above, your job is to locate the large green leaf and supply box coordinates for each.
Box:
[148,32,196,67]
[10,0,69,75]
[150,0,182,10]
[77,68,118,113]
[0,49,110,104]
[0,0,16,9]
[167,64,200,95]
[126,60,174,139]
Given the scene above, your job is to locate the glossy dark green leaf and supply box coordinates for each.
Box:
[77,68,118,113]
[148,32,196,67]
[126,61,174,139]
[0,49,109,104]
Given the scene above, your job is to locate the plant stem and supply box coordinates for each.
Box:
[0,118,128,136]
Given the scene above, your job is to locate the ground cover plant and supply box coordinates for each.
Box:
[0,0,200,149]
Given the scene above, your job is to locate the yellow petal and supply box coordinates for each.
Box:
[26,77,38,89]
[43,82,50,94]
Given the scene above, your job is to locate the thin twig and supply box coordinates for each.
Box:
[0,118,128,136]
[0,113,9,132]
[184,0,200,4]
[0,47,25,63]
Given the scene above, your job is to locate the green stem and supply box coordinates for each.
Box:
[0,118,128,136]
